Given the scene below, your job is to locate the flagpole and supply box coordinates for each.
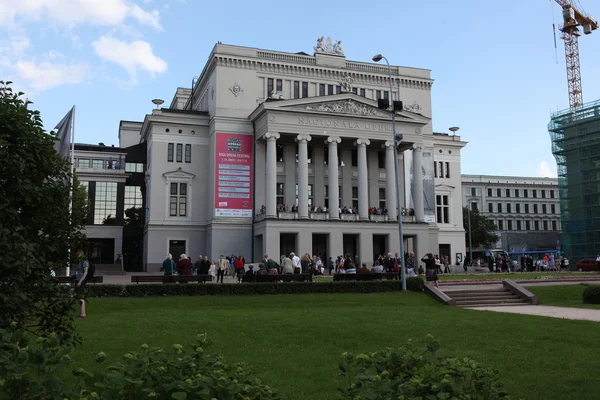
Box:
[67,105,76,277]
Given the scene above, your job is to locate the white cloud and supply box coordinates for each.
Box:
[536,160,558,178]
[92,35,167,84]
[0,0,162,31]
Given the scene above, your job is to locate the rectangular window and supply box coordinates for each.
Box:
[327,84,334,95]
[445,162,450,178]
[383,91,389,100]
[276,79,282,92]
[302,82,308,98]
[276,183,284,205]
[352,186,358,209]
[434,162,438,178]
[267,78,274,97]
[167,143,174,162]
[541,190,546,199]
[533,204,538,214]
[550,190,555,199]
[516,220,522,230]
[94,182,117,224]
[551,204,556,214]
[123,186,143,218]
[169,196,177,216]
[488,203,493,213]
[498,220,504,230]
[308,184,314,207]
[294,81,300,99]
[524,189,528,198]
[78,159,90,168]
[439,162,444,178]
[185,144,191,163]
[497,203,502,213]
[92,159,104,169]
[360,88,366,97]
[543,220,548,231]
[471,202,478,212]
[542,204,547,214]
[352,87,357,94]
[176,144,182,162]
[169,183,187,216]
[471,188,476,196]
[125,162,144,173]
[516,203,521,214]
[497,188,501,197]
[525,220,530,230]
[525,204,529,213]
[335,85,341,94]
[506,189,510,197]
[507,203,512,213]
[534,221,539,230]
[318,83,325,96]
[515,189,520,197]
[533,190,537,198]
[379,188,386,209]
[488,188,492,197]
[436,195,450,224]
[552,220,557,230]
[507,220,513,231]
[375,90,382,99]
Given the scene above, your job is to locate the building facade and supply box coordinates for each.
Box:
[461,175,562,252]
[114,39,467,271]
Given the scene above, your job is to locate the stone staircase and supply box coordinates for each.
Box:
[445,287,530,308]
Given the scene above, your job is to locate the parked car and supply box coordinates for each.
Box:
[575,258,599,272]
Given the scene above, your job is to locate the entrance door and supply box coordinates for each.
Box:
[169,240,186,262]
[312,234,328,268]
[439,244,450,262]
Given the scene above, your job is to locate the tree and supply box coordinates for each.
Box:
[0,82,86,342]
[463,207,499,251]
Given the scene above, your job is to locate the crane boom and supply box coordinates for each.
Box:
[554,0,597,109]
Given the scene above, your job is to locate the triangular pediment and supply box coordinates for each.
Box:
[435,184,455,191]
[254,93,430,124]
[163,167,196,180]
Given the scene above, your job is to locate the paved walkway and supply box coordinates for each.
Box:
[466,305,600,322]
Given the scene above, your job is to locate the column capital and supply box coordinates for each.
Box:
[265,132,280,141]
[326,135,342,144]
[354,138,371,147]
[296,134,312,143]
[383,141,395,149]
[412,143,423,151]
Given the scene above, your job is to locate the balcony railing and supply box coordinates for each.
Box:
[254,212,418,223]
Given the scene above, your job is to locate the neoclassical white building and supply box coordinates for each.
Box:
[115,39,467,271]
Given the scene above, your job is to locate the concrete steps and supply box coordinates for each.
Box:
[444,288,530,308]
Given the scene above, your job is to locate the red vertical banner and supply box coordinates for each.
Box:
[214,133,253,217]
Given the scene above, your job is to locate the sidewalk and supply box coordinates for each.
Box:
[466,305,600,322]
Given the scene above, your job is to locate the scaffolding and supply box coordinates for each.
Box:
[548,98,600,263]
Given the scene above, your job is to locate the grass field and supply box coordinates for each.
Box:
[528,284,600,310]
[73,292,600,400]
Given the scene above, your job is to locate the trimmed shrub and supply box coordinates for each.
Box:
[339,335,511,400]
[582,285,600,304]
[85,279,425,298]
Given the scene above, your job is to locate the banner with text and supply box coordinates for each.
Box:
[214,133,253,217]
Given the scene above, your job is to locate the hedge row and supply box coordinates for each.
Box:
[85,277,425,297]
[582,285,600,304]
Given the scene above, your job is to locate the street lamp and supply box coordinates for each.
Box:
[372,53,406,291]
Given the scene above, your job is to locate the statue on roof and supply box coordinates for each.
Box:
[314,37,325,53]
[333,40,344,56]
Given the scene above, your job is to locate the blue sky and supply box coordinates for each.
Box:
[1,0,599,178]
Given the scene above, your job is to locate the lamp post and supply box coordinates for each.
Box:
[372,54,406,291]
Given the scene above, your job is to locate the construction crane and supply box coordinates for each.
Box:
[554,0,598,109]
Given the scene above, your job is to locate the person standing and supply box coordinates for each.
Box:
[422,253,439,288]
[234,255,245,282]
[177,254,192,275]
[217,255,228,283]
[74,249,89,318]
[162,253,176,275]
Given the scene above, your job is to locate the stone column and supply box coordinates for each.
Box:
[327,136,341,219]
[355,139,370,220]
[296,134,311,219]
[264,132,280,217]
[384,141,398,221]
[413,145,425,222]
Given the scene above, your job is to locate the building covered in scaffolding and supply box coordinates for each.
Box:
[549,99,600,264]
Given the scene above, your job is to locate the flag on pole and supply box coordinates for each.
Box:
[53,107,75,158]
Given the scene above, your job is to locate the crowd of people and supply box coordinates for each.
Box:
[470,253,569,272]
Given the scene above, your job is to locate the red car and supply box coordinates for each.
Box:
[575,258,600,272]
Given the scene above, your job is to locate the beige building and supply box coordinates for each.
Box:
[118,39,468,271]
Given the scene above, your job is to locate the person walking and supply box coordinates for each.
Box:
[422,253,439,288]
[74,249,90,318]
[217,255,228,283]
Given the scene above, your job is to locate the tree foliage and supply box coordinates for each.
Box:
[0,82,86,342]
[463,207,499,250]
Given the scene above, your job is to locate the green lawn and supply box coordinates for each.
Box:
[528,284,600,310]
[74,293,600,400]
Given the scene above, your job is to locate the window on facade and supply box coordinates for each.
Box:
[276,145,284,162]
[533,204,538,214]
[524,189,529,198]
[360,88,366,97]
[525,204,529,213]
[471,187,476,196]
[516,220,522,230]
[543,220,548,231]
[308,184,314,206]
[550,190,555,198]
[488,203,493,213]
[471,202,478,212]
[525,220,531,230]
[78,159,90,168]
[551,204,556,214]
[276,79,282,92]
[506,189,510,197]
[276,183,284,205]
[515,189,520,197]
[379,188,386,209]
[497,203,502,213]
[436,195,449,224]
[123,186,143,218]
[327,84,334,95]
[542,204,547,214]
[335,85,341,94]
[497,188,501,197]
[445,162,450,178]
[375,90,382,100]
[507,203,512,213]
[92,159,105,169]
[294,81,300,99]
[383,91,389,100]
[94,182,117,224]
[541,190,546,198]
[169,183,187,217]
[185,144,191,163]
[318,83,325,96]
[434,162,438,178]
[516,203,521,214]
[533,190,537,198]
[507,220,513,230]
[488,188,492,197]
[267,78,274,97]
[176,144,183,162]
[498,220,504,230]
[167,143,174,162]
[351,149,358,167]
[302,82,308,98]
[352,186,358,208]
[352,87,357,94]
[534,220,539,230]
[552,220,557,230]
[125,162,144,173]
[438,162,444,178]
